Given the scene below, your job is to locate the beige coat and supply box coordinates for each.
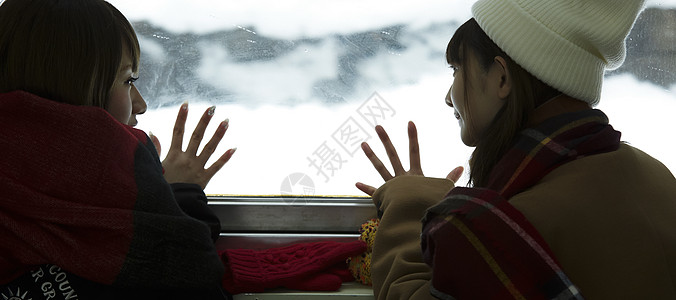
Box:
[371,144,676,299]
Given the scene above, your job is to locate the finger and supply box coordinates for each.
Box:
[361,142,393,181]
[186,106,216,156]
[446,166,464,184]
[375,125,405,175]
[169,102,189,152]
[149,131,162,157]
[355,182,377,196]
[204,147,237,183]
[199,119,229,165]
[408,121,422,175]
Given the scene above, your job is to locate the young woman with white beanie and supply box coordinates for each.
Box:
[356,0,676,298]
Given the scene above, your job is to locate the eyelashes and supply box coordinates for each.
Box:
[125,76,139,85]
[449,65,459,76]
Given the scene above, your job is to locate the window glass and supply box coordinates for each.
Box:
[109,0,676,195]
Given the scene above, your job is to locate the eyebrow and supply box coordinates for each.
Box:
[119,64,133,72]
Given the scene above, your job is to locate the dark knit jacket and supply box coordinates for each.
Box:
[0,184,228,300]
[0,91,228,299]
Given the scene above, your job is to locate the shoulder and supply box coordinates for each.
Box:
[509,142,676,247]
[508,144,676,298]
[512,143,674,205]
[508,143,676,250]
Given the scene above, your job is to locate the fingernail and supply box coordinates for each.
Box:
[148,131,155,137]
[230,147,237,155]
[221,118,229,129]
[181,101,189,110]
[207,106,216,116]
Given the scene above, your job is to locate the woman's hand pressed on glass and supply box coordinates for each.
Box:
[152,103,236,189]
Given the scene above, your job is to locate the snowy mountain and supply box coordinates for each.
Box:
[132,7,674,110]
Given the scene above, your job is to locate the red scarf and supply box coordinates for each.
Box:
[0,91,223,288]
[422,110,620,299]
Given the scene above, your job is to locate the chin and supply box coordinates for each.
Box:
[457,122,472,145]
[460,132,478,147]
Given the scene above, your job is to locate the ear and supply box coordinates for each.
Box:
[493,56,511,99]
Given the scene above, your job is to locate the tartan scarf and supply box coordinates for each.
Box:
[0,91,223,288]
[422,109,620,299]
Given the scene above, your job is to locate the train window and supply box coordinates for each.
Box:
[109,0,676,196]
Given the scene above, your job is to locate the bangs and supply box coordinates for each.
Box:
[446,19,473,66]
[446,18,500,71]
[122,22,140,73]
[107,2,140,73]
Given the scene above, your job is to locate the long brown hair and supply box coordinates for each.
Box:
[0,0,140,109]
[447,19,561,187]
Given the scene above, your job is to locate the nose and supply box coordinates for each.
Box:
[445,86,454,107]
[131,85,147,115]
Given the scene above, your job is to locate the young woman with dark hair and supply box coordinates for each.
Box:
[357,0,676,299]
[0,0,234,298]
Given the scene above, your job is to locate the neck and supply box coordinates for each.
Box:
[528,94,592,126]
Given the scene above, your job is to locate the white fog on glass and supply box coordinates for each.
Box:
[108,0,676,195]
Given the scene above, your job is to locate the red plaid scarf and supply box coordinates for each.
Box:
[422,109,620,299]
[0,91,223,288]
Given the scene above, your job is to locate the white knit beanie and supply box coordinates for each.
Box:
[472,0,645,106]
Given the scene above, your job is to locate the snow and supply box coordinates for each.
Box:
[136,73,676,196]
[137,77,472,195]
[197,39,341,106]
